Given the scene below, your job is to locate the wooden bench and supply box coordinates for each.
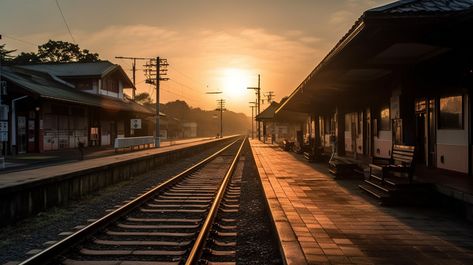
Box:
[114,136,155,152]
[369,144,416,184]
[328,157,358,178]
[280,140,294,151]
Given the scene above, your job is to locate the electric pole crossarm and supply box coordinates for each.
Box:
[247,74,261,140]
[142,57,169,148]
[216,99,225,138]
[115,56,152,100]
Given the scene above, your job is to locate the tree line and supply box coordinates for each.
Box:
[0,39,99,64]
[160,100,251,137]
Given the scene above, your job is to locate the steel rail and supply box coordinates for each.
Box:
[185,136,247,265]
[19,137,242,265]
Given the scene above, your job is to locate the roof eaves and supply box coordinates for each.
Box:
[365,0,473,17]
[101,64,119,78]
[366,0,416,13]
[275,19,365,114]
[102,64,135,89]
[49,74,75,88]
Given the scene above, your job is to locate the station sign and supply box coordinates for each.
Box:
[130,119,142,129]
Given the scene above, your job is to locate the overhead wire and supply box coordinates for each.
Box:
[168,64,206,88]
[1,34,39,47]
[162,82,207,107]
[128,62,212,108]
[55,0,76,43]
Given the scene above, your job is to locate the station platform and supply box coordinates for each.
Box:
[250,140,473,265]
[0,136,236,226]
[0,137,215,190]
[1,137,214,173]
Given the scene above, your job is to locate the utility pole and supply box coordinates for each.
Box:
[216,99,226,138]
[264,91,275,104]
[206,91,223,138]
[250,104,256,139]
[144,57,169,148]
[247,74,261,140]
[115,56,149,100]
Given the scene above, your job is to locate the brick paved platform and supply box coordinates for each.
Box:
[251,140,473,265]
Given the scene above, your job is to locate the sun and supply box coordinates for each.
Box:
[221,68,251,99]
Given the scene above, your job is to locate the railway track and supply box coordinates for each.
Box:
[20,137,246,265]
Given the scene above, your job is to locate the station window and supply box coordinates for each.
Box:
[90,127,99,140]
[380,107,390,131]
[439,95,463,129]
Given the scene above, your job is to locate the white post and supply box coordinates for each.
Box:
[11,96,28,152]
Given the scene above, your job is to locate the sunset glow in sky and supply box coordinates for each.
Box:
[0,0,391,115]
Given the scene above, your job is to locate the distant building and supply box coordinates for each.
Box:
[0,61,154,154]
[255,100,307,144]
[182,122,198,138]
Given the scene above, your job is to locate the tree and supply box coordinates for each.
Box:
[36,40,99,63]
[79,49,100,62]
[134,92,153,106]
[12,52,41,64]
[0,44,16,62]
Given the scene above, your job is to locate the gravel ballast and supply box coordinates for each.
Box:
[0,142,230,264]
[236,142,283,264]
[0,139,283,264]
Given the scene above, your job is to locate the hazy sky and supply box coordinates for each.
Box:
[0,0,391,115]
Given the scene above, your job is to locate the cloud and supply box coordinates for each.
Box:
[329,10,354,26]
[12,24,326,112]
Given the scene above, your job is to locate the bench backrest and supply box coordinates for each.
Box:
[392,144,415,167]
[114,136,155,148]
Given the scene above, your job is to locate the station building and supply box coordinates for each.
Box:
[0,61,154,154]
[277,0,473,177]
[255,99,307,144]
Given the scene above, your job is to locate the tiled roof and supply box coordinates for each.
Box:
[256,102,279,121]
[17,61,117,77]
[368,0,473,14]
[2,66,152,115]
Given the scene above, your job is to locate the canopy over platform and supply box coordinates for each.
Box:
[277,0,473,114]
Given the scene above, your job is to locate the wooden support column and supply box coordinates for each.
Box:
[400,91,416,146]
[336,107,345,156]
[314,113,321,157]
[263,121,267,143]
[468,91,472,176]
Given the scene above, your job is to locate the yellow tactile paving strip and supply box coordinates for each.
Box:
[251,140,473,265]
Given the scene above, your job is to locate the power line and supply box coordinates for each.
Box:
[167,78,207,101]
[168,65,206,88]
[1,34,38,47]
[115,56,151,99]
[162,83,207,106]
[55,0,76,43]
